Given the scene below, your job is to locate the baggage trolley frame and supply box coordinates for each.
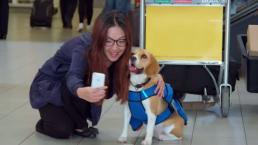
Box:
[139,0,232,117]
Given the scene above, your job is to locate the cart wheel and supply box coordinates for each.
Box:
[221,86,230,117]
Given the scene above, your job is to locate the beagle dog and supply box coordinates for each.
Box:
[118,48,187,145]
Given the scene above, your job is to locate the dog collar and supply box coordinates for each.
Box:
[130,77,151,89]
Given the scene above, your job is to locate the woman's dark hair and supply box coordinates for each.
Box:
[86,10,132,104]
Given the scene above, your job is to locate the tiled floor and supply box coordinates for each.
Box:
[1,6,258,145]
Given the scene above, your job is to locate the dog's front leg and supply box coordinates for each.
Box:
[118,103,131,143]
[142,100,156,145]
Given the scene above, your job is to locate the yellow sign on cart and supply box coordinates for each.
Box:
[146,6,223,62]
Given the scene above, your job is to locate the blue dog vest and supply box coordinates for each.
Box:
[128,83,188,131]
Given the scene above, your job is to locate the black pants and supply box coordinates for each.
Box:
[60,0,77,27]
[78,0,93,25]
[0,0,9,38]
[37,86,91,139]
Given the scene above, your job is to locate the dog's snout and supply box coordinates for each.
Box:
[130,56,137,63]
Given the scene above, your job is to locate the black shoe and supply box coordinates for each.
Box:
[0,34,6,40]
[63,20,72,29]
[36,119,44,133]
[88,127,99,135]
[73,127,98,138]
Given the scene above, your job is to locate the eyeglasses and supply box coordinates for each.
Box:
[104,37,127,47]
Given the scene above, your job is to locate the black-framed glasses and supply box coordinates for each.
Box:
[105,37,127,47]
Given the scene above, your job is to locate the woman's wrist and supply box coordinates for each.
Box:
[76,87,84,99]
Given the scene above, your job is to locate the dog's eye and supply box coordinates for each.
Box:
[131,52,135,56]
[141,54,147,59]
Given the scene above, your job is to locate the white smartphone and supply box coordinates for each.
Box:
[91,72,105,88]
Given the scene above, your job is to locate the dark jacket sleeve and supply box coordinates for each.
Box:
[66,33,92,96]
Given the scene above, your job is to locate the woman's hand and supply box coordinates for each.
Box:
[77,86,108,103]
[155,77,165,98]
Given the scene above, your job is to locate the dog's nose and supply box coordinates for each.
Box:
[130,56,137,63]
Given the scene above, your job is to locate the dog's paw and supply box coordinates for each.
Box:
[117,136,127,143]
[158,134,181,141]
[141,139,152,145]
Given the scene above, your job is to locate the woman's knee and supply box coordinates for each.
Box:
[42,120,74,139]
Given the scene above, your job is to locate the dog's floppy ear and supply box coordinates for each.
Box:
[145,53,160,76]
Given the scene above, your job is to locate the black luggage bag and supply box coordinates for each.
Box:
[30,0,54,28]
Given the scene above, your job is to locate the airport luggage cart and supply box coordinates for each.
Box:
[139,0,232,117]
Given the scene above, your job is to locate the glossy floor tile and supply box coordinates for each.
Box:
[1,5,258,145]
